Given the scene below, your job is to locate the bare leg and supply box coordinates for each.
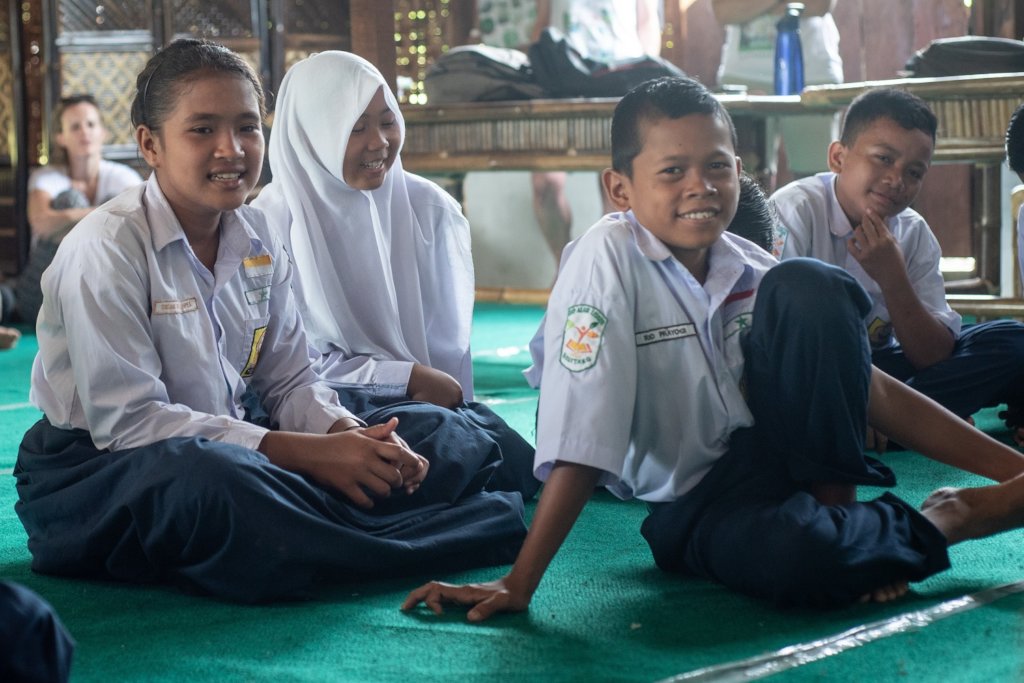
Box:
[921,473,1024,545]
[531,171,572,265]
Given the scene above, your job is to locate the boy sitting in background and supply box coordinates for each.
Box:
[404,77,1024,619]
[773,88,1024,447]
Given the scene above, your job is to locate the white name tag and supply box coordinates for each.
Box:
[635,323,695,346]
[153,298,199,315]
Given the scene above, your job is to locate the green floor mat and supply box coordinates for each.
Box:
[2,306,1023,682]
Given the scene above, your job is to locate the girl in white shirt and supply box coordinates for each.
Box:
[16,39,527,603]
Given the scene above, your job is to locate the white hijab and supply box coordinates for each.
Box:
[256,51,475,394]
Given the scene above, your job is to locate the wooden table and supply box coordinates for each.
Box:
[402,73,1024,315]
[402,95,813,174]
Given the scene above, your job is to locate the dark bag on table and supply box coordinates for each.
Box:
[527,27,685,98]
[904,36,1024,77]
[424,44,547,103]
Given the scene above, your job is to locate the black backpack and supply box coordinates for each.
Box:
[904,36,1024,77]
[527,27,686,98]
[424,44,548,103]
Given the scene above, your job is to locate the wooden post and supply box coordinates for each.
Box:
[349,0,397,93]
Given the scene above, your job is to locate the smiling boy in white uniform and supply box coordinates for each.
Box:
[773,88,1024,448]
[404,76,1024,619]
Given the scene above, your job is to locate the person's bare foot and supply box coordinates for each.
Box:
[859,580,909,604]
[921,481,1024,545]
[0,326,19,350]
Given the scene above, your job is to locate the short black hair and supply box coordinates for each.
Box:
[839,87,937,146]
[1006,102,1024,175]
[611,76,737,177]
[727,174,776,253]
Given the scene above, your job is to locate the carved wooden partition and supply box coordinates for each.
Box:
[0,4,26,274]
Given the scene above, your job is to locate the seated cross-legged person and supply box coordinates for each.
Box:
[254,51,539,499]
[773,87,1024,448]
[15,40,528,604]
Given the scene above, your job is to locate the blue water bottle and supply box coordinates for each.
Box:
[773,3,805,95]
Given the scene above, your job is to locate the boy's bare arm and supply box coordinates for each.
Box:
[868,367,1024,482]
[402,461,604,622]
[850,209,955,369]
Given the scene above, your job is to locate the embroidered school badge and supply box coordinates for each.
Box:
[560,304,607,372]
[724,312,753,339]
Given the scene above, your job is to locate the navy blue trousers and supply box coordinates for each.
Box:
[641,259,950,608]
[872,319,1024,420]
[15,414,528,603]
[335,389,540,500]
[0,581,74,682]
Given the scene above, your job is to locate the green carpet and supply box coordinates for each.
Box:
[1,305,1023,682]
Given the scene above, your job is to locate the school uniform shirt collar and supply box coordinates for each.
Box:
[823,173,896,238]
[627,210,753,305]
[143,174,265,263]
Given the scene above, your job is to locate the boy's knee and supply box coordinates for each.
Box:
[762,259,870,317]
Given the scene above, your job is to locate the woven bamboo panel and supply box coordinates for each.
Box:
[285,1,349,35]
[285,48,312,73]
[60,51,149,148]
[395,0,459,104]
[58,0,150,33]
[403,115,611,157]
[930,96,1019,145]
[169,0,255,39]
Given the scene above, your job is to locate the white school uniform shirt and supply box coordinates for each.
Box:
[524,212,777,503]
[772,172,961,350]
[31,176,355,452]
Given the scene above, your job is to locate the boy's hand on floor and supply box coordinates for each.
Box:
[401,578,529,622]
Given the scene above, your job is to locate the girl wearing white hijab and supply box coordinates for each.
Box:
[255,51,473,407]
[256,51,539,498]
